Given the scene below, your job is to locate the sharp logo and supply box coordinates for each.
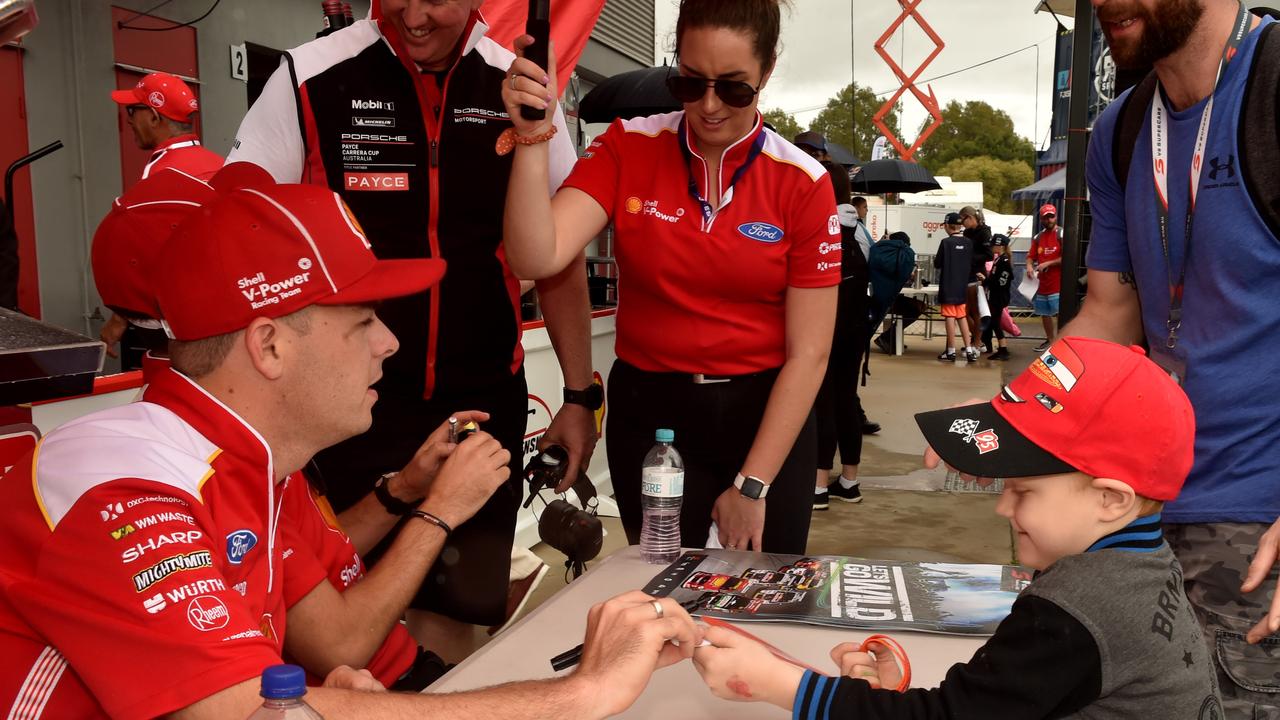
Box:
[132,551,213,593]
[351,99,395,111]
[121,530,204,564]
[142,594,167,614]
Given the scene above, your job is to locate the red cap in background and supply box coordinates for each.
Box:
[156,182,446,341]
[111,72,200,123]
[915,337,1195,501]
[1039,203,1058,218]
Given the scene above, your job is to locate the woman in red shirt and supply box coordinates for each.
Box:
[499,0,838,554]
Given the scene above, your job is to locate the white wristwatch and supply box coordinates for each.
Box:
[734,473,770,500]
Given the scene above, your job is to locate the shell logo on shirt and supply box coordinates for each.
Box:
[625,196,643,214]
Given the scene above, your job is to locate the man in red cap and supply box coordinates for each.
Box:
[0,178,699,717]
[226,0,597,658]
[1026,203,1062,352]
[111,72,223,182]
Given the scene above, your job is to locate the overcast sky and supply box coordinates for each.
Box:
[654,0,1069,150]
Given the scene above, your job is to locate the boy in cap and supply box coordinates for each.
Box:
[111,71,223,182]
[935,212,978,363]
[693,337,1223,719]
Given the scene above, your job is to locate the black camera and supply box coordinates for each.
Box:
[524,445,603,576]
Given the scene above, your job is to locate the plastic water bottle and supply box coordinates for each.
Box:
[640,428,684,564]
[246,665,324,719]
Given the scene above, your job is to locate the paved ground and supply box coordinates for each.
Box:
[511,321,1052,636]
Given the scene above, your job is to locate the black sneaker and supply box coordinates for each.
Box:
[1034,340,1051,352]
[862,421,881,435]
[828,481,863,503]
[937,350,956,362]
[964,348,979,363]
[991,347,1010,361]
[813,488,829,510]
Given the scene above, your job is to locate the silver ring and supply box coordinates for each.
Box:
[510,73,518,91]
[650,600,664,619]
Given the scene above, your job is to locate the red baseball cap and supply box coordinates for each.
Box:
[92,169,217,319]
[915,337,1195,501]
[155,182,446,341]
[111,72,199,123]
[1039,203,1058,218]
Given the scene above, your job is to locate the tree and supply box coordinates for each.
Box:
[936,156,1034,214]
[808,83,901,162]
[762,108,802,140]
[916,101,1035,172]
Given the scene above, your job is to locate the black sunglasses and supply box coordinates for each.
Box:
[125,104,153,118]
[665,73,760,109]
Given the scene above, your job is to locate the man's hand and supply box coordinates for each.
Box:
[421,430,511,528]
[540,403,598,492]
[712,489,765,551]
[830,640,902,690]
[100,312,127,359]
[322,665,386,692]
[395,411,491,499]
[1243,515,1280,644]
[570,592,700,718]
[691,625,804,709]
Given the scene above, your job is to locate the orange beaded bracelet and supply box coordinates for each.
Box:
[495,123,558,156]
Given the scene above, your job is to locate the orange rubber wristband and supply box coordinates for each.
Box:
[859,633,912,692]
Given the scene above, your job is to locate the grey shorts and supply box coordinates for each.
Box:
[1166,522,1280,719]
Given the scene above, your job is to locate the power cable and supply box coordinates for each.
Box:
[118,0,222,31]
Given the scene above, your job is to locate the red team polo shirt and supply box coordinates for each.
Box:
[142,134,224,182]
[0,367,289,718]
[279,478,417,687]
[1030,227,1063,295]
[562,112,840,375]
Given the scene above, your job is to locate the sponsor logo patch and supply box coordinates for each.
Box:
[132,551,213,593]
[133,511,196,530]
[126,495,188,510]
[344,172,409,191]
[121,530,204,563]
[351,99,395,111]
[948,418,999,454]
[187,596,230,632]
[818,241,841,256]
[625,197,642,214]
[737,222,784,243]
[352,116,395,128]
[827,214,840,235]
[100,503,124,522]
[973,429,1000,454]
[142,593,167,614]
[111,523,137,541]
[235,269,313,310]
[225,529,258,565]
[166,577,227,603]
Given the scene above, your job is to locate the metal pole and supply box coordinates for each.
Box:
[1059,0,1094,325]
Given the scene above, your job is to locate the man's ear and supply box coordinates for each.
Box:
[243,316,287,381]
[1091,477,1137,522]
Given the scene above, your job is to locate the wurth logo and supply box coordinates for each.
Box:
[352,99,395,111]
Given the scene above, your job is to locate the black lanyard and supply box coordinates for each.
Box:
[677,116,766,228]
[1150,1,1251,349]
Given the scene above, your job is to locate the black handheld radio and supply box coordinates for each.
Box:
[521,0,551,121]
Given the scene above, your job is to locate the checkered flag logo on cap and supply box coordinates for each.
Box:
[949,418,980,442]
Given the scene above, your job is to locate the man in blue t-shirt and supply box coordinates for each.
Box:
[1065,2,1279,716]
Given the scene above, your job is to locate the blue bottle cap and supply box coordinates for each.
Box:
[655,428,674,443]
[260,664,307,699]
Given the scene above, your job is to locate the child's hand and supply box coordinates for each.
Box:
[831,640,903,690]
[692,625,806,710]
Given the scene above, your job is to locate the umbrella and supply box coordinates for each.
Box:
[825,141,862,168]
[850,159,941,194]
[579,66,678,124]
[1011,167,1065,202]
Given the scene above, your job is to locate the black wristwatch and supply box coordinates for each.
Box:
[373,472,422,516]
[563,382,604,410]
[734,473,770,500]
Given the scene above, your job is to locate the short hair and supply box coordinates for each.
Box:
[165,118,194,135]
[851,196,867,208]
[168,307,313,379]
[819,160,851,206]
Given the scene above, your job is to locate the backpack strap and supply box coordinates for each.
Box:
[1239,21,1280,241]
[1111,72,1159,189]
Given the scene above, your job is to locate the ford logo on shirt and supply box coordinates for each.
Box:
[225,529,258,565]
[737,222,784,243]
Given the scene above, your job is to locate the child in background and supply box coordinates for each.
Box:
[692,337,1222,719]
[933,212,977,363]
[981,234,1014,361]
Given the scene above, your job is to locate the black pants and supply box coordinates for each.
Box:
[875,295,925,344]
[816,307,866,471]
[606,359,815,555]
[312,370,527,626]
[982,298,1009,346]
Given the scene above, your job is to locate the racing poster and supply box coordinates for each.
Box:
[643,550,1032,636]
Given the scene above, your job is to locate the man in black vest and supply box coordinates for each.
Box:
[227,0,598,660]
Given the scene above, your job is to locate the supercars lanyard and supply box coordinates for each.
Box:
[1150,1,1250,349]
[677,117,765,227]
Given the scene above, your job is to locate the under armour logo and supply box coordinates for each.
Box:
[1208,155,1235,181]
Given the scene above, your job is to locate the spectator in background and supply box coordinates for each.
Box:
[813,161,869,510]
[793,131,831,162]
[111,72,223,182]
[848,195,879,435]
[1028,204,1063,352]
[935,212,978,363]
[959,206,993,349]
[981,234,1014,361]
